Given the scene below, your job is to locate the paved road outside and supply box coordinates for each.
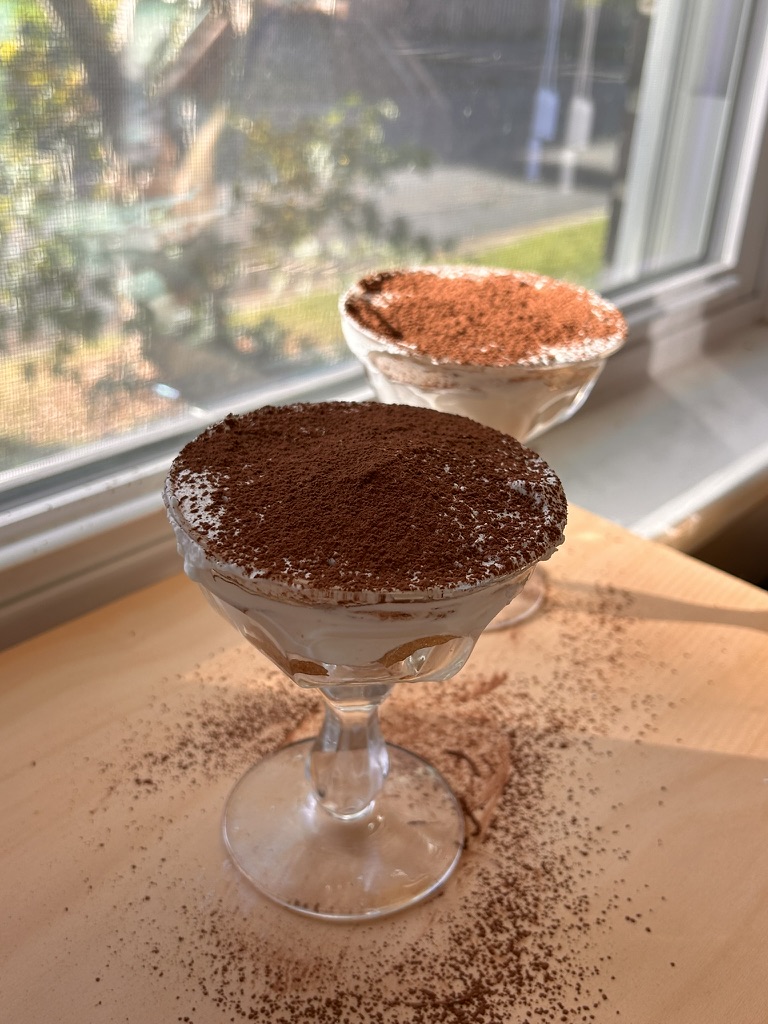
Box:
[361,139,617,248]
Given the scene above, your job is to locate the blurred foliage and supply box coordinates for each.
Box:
[0,0,432,384]
[2,0,110,160]
[0,0,118,355]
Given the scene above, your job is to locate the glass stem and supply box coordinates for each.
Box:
[308,683,392,820]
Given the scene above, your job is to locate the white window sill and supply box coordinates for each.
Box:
[534,320,768,572]
[2,319,768,651]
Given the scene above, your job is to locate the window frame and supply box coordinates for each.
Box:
[2,0,768,649]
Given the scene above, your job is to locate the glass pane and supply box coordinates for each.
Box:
[606,0,754,284]
[0,0,759,486]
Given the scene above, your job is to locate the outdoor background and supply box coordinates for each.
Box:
[1,0,645,478]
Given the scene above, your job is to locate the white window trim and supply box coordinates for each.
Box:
[0,365,373,647]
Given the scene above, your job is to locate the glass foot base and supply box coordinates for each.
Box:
[223,740,465,921]
[484,566,547,631]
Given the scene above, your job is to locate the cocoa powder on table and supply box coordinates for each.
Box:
[166,401,567,593]
[343,267,627,367]
[81,580,678,1024]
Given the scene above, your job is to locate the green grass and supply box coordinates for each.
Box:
[233,213,610,342]
[464,214,609,286]
[233,290,343,350]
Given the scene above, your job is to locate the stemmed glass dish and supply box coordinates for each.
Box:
[340,266,627,625]
[164,401,566,920]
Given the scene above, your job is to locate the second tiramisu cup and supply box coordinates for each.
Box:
[341,266,626,627]
[340,266,627,442]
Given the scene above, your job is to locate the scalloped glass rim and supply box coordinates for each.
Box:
[339,264,628,371]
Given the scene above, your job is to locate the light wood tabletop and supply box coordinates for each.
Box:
[2,505,768,1024]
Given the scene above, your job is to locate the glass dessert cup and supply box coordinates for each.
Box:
[340,269,624,629]
[166,493,539,921]
[338,333,608,445]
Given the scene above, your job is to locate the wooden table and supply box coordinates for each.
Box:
[2,506,768,1023]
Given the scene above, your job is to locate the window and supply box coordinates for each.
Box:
[2,0,768,646]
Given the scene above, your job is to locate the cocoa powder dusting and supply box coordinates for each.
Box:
[343,268,627,367]
[167,401,567,591]
[79,582,679,1024]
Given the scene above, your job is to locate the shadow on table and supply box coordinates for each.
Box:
[554,580,768,634]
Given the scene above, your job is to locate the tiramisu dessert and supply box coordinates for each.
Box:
[164,400,566,683]
[164,400,566,920]
[340,266,627,441]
